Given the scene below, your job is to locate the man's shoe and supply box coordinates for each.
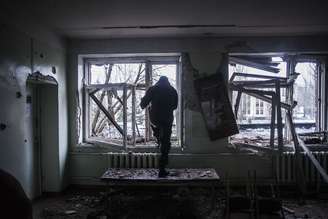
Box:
[158,169,169,178]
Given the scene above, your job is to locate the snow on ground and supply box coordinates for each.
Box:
[232,127,315,140]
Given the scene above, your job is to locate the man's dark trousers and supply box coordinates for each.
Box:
[151,121,172,170]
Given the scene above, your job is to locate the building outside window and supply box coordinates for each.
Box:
[229,57,319,142]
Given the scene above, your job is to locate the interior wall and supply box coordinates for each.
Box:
[39,85,60,192]
[0,23,68,199]
[67,35,328,184]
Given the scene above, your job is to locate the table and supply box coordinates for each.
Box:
[100,168,221,212]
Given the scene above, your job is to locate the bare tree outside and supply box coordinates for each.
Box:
[293,62,317,133]
[88,62,177,144]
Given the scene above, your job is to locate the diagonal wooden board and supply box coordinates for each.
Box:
[297,137,328,183]
[89,92,124,135]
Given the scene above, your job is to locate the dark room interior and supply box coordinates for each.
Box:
[1,1,328,218]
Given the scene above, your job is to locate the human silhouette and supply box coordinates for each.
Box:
[140,76,178,177]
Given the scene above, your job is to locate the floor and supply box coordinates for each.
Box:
[33,187,328,219]
[33,187,220,219]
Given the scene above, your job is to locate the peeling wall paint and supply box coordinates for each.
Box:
[0,24,68,199]
[181,53,201,112]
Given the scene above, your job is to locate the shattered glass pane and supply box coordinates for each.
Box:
[229,60,287,145]
[88,62,179,146]
[229,60,318,147]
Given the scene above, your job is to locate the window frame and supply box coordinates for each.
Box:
[229,54,326,145]
[254,99,265,116]
[293,60,320,131]
[82,55,182,149]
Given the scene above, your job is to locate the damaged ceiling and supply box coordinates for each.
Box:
[1,0,328,38]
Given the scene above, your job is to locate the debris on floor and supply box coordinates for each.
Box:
[33,187,328,219]
[35,190,107,219]
[33,187,222,219]
[64,210,77,215]
[66,194,103,208]
[299,131,328,145]
[283,199,328,219]
[101,168,219,180]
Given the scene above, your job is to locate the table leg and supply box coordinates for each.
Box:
[211,184,218,211]
[105,183,110,213]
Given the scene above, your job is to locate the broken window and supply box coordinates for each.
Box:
[83,56,181,148]
[229,57,287,146]
[228,55,322,151]
[293,62,318,133]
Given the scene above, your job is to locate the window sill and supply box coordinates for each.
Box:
[72,140,184,153]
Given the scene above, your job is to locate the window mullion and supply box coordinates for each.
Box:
[82,56,181,148]
[145,61,152,141]
[83,61,91,142]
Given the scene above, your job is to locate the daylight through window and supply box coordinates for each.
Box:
[83,56,181,148]
[229,55,319,147]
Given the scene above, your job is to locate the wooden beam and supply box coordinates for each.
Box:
[229,57,280,73]
[89,88,100,95]
[285,58,297,142]
[270,98,276,149]
[275,80,284,152]
[286,110,306,196]
[145,61,151,141]
[286,73,300,85]
[112,91,124,105]
[270,100,277,195]
[298,136,328,183]
[235,87,275,96]
[86,83,136,91]
[232,56,279,66]
[131,85,136,146]
[229,72,287,83]
[234,91,242,119]
[136,122,141,137]
[231,79,290,88]
[123,85,127,150]
[231,85,294,110]
[89,92,124,135]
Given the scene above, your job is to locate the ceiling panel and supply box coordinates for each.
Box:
[2,0,328,38]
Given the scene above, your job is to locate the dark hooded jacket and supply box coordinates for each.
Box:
[140,77,178,125]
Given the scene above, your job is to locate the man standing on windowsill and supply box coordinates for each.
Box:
[140,76,178,177]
